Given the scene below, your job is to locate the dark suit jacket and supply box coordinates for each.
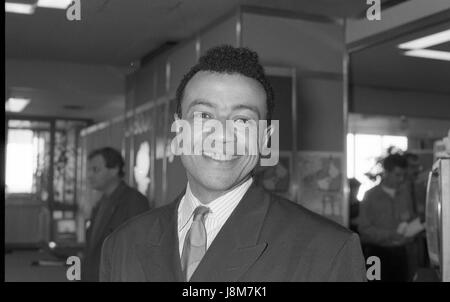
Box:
[82,181,150,282]
[100,183,367,282]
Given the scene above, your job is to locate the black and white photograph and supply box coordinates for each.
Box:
[4,0,450,286]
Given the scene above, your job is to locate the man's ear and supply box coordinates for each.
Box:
[109,166,120,178]
[173,113,181,134]
[262,124,275,149]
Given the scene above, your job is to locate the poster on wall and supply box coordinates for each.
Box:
[253,151,295,201]
[296,151,344,224]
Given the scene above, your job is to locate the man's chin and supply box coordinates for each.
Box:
[200,178,237,192]
[190,172,244,192]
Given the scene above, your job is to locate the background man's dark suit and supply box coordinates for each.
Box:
[82,181,149,281]
[100,183,366,282]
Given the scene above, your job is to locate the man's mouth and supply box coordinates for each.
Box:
[202,151,238,162]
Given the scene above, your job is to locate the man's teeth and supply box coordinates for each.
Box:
[203,152,235,161]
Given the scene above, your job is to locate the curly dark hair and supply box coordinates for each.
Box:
[175,45,274,121]
[382,153,407,173]
[88,147,125,178]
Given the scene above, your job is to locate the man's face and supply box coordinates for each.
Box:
[179,71,268,193]
[87,155,119,192]
[384,167,406,189]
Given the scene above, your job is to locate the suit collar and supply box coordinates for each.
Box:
[135,183,271,282]
[189,183,270,282]
[178,177,254,236]
[135,190,185,282]
[89,181,129,246]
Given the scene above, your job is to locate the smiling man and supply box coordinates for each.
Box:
[99,45,366,282]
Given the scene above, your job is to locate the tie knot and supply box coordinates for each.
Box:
[193,206,209,222]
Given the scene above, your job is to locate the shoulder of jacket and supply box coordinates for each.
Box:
[104,201,175,245]
[267,192,353,241]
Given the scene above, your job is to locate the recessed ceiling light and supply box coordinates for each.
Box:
[398,29,450,62]
[5,2,35,14]
[403,49,450,62]
[398,29,450,50]
[37,0,73,9]
[5,98,31,112]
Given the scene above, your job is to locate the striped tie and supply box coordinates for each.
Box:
[181,206,210,281]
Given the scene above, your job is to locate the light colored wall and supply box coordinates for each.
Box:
[298,78,344,151]
[351,85,450,120]
[167,40,197,94]
[134,53,169,108]
[132,13,239,110]
[242,13,343,74]
[200,13,239,54]
[242,13,345,152]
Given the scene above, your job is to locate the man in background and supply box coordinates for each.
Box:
[359,153,415,281]
[400,152,429,277]
[82,147,149,281]
[99,45,366,282]
[402,152,426,221]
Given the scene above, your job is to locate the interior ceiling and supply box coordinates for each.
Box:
[8,0,429,122]
[6,0,384,121]
[5,0,385,65]
[351,20,450,95]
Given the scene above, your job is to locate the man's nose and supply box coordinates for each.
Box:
[204,119,235,143]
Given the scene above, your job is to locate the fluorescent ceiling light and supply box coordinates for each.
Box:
[403,49,450,62]
[398,29,450,50]
[5,2,35,14]
[37,0,73,9]
[5,98,31,112]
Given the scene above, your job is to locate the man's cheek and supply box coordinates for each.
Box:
[235,125,258,156]
[191,130,204,154]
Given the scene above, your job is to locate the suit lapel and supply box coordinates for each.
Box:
[135,192,185,282]
[189,184,270,282]
[89,183,126,247]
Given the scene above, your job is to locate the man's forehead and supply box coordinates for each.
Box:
[183,71,267,114]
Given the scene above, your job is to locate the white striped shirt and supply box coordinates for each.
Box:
[178,177,253,256]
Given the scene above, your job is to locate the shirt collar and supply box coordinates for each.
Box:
[178,177,253,231]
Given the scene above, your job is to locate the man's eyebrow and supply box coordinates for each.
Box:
[186,100,262,119]
[232,104,261,119]
[186,99,216,111]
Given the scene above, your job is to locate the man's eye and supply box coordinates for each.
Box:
[234,118,249,124]
[195,112,212,119]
